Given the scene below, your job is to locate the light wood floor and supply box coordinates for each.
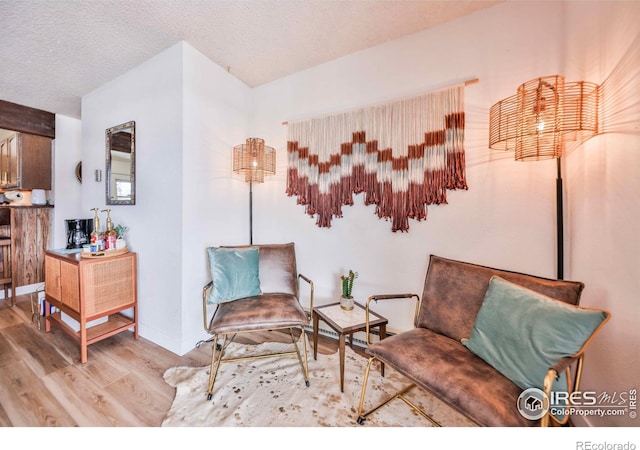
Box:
[0,294,339,427]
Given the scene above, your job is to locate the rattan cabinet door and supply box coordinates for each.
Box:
[44,254,61,301]
[44,255,79,313]
[60,260,80,313]
[82,255,136,317]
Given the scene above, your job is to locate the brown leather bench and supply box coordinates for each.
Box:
[357,255,610,427]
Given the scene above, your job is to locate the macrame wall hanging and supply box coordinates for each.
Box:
[285,81,472,232]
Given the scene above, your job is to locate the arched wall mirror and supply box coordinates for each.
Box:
[106,121,135,205]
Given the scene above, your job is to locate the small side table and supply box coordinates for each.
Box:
[313,301,388,392]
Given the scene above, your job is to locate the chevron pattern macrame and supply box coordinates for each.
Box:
[286,85,468,232]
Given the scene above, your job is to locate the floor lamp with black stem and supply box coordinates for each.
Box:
[233,138,276,245]
[249,179,254,245]
[556,156,563,280]
[489,75,600,281]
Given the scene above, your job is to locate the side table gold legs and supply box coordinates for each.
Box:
[313,302,388,393]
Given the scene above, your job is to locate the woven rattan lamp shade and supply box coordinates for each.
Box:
[233,137,276,183]
[489,75,600,160]
[488,75,601,281]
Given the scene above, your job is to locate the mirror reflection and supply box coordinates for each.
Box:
[106,121,135,205]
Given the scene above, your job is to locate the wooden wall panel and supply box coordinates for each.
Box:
[0,100,55,139]
[10,207,52,286]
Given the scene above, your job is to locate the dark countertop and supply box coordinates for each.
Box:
[0,204,54,208]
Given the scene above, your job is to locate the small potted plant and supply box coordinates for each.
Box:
[114,224,129,249]
[339,270,358,310]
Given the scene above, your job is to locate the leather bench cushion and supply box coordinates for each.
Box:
[419,255,585,342]
[208,292,308,334]
[365,327,536,427]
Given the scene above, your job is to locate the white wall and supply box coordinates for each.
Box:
[180,44,252,352]
[251,1,640,427]
[81,43,185,353]
[80,42,252,354]
[252,1,568,329]
[51,114,83,249]
[562,1,640,427]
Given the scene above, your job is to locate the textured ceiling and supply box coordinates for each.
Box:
[0,0,500,119]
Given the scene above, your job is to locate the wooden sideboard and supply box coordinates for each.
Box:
[44,250,138,363]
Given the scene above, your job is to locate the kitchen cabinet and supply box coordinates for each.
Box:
[5,206,52,288]
[44,251,138,363]
[0,131,52,190]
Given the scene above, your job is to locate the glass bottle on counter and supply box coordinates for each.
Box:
[90,207,102,250]
[102,208,117,250]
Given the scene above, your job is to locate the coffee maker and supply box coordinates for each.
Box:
[66,218,93,249]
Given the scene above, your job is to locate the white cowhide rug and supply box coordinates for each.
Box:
[162,339,474,427]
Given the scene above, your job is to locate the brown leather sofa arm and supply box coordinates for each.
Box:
[298,273,314,322]
[364,293,421,345]
[202,281,213,332]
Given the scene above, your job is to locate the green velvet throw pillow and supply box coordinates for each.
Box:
[462,276,609,396]
[207,247,261,304]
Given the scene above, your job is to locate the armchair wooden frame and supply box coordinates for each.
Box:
[201,273,314,401]
[356,294,586,427]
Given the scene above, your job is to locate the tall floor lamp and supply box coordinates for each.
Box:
[489,75,600,280]
[233,138,276,245]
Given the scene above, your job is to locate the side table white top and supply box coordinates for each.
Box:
[318,303,370,329]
